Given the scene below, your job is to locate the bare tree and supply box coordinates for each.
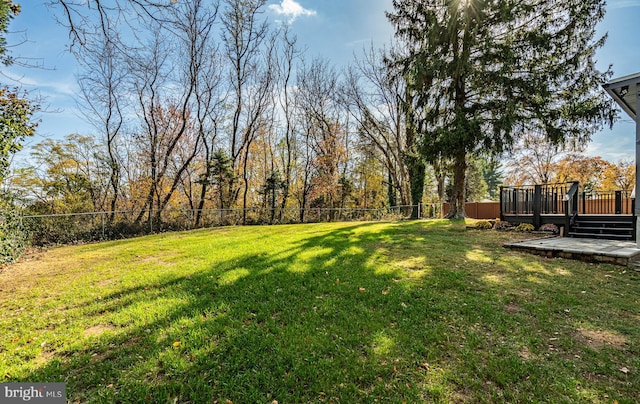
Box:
[167,0,223,226]
[220,0,276,224]
[295,58,349,220]
[274,27,301,221]
[343,44,412,207]
[76,30,126,224]
[127,29,172,226]
[504,131,575,185]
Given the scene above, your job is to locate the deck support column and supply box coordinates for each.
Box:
[636,85,640,247]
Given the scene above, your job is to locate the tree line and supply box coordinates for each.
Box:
[11,0,444,226]
[0,0,625,246]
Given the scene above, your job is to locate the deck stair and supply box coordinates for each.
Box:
[568,215,635,241]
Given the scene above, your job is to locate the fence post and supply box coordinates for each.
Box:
[102,213,106,240]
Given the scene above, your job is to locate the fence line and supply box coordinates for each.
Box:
[18,204,445,246]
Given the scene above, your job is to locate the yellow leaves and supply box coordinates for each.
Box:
[172,341,181,347]
[598,160,635,192]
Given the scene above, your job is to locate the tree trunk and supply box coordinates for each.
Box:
[387,170,397,207]
[195,146,212,227]
[407,155,425,219]
[107,150,119,225]
[446,151,467,219]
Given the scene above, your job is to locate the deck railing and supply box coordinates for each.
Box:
[500,182,634,218]
[500,182,576,216]
[579,190,634,214]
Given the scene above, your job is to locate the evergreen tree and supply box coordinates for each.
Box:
[387,0,615,218]
[466,157,489,202]
[481,157,503,200]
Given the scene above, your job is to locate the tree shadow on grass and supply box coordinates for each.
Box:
[10,221,640,403]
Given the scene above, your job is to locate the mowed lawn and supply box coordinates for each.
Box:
[1,220,639,403]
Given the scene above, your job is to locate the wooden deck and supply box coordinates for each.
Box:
[500,182,636,240]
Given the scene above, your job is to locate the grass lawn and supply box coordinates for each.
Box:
[1,220,639,403]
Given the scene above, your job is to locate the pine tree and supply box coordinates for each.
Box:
[480,157,503,200]
[387,0,615,218]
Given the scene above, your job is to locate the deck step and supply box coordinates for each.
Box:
[572,224,634,229]
[568,232,633,240]
[569,215,635,241]
[574,221,633,226]
[571,227,634,233]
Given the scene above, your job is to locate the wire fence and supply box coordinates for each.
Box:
[19,204,445,246]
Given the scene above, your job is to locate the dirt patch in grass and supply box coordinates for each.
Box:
[96,278,115,287]
[518,346,536,360]
[83,324,116,338]
[504,302,522,314]
[32,350,59,368]
[0,247,81,291]
[575,328,628,351]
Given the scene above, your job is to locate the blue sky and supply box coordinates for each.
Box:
[4,0,640,162]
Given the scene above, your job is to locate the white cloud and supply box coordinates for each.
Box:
[268,0,317,23]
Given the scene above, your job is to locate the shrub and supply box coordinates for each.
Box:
[475,220,493,230]
[493,220,513,231]
[515,223,535,232]
[539,223,559,234]
[0,197,28,263]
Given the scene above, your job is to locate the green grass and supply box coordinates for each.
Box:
[1,220,639,403]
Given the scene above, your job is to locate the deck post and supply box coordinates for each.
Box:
[533,184,542,229]
[603,74,640,244]
[499,186,504,220]
[636,84,640,247]
[615,191,622,214]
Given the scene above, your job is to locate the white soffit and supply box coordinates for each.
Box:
[603,72,640,121]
